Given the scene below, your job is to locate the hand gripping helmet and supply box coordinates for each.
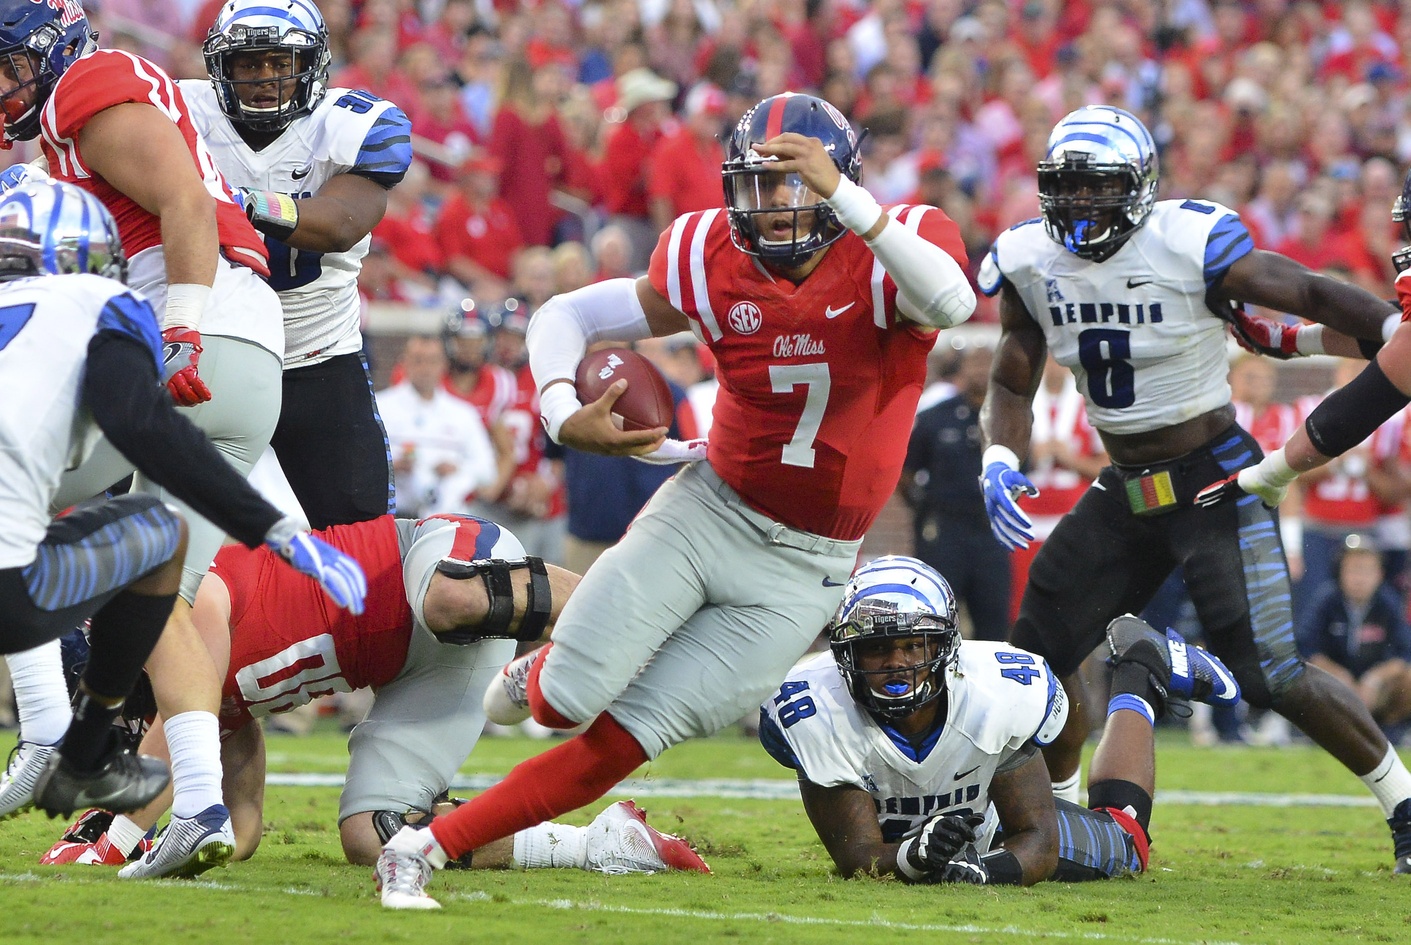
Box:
[203,0,331,133]
[0,0,97,145]
[1037,105,1159,261]
[1391,167,1411,274]
[828,555,961,721]
[0,179,126,283]
[722,92,862,269]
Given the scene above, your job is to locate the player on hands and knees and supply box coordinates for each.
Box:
[761,556,1238,884]
[374,91,975,909]
[185,0,410,530]
[0,181,364,829]
[0,0,290,878]
[978,104,1411,869]
[35,512,708,880]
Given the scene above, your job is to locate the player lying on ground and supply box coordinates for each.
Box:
[760,556,1240,884]
[40,513,708,875]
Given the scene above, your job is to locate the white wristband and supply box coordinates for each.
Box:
[1384,312,1401,344]
[825,175,884,235]
[163,283,212,332]
[982,444,1022,472]
[896,838,928,882]
[1260,447,1299,487]
[539,381,583,444]
[1294,324,1326,357]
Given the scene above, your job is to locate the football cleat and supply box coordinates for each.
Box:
[0,740,59,819]
[118,804,234,879]
[1389,798,1411,875]
[482,645,547,726]
[41,809,154,865]
[1107,615,1241,715]
[376,826,441,910]
[584,800,711,874]
[31,746,169,820]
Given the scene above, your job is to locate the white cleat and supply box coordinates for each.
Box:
[584,800,711,874]
[376,845,441,909]
[0,741,58,819]
[118,803,234,879]
[482,646,547,726]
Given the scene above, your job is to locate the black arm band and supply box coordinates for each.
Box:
[980,848,1025,885]
[1358,337,1385,360]
[1304,358,1411,458]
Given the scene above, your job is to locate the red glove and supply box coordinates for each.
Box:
[161,327,213,407]
[1227,307,1306,360]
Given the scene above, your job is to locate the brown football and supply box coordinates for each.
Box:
[574,347,675,431]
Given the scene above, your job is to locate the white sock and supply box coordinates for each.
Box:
[386,824,448,868]
[1051,770,1081,804]
[512,822,588,870]
[106,814,148,857]
[1359,744,1411,818]
[7,641,72,745]
[163,711,223,818]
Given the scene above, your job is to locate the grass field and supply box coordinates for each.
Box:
[4,726,1410,945]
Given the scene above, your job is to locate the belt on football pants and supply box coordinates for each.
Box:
[692,463,860,557]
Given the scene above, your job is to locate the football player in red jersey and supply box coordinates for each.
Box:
[0,0,286,879]
[41,513,708,876]
[372,91,977,909]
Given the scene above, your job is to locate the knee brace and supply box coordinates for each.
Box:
[371,800,474,869]
[433,556,552,644]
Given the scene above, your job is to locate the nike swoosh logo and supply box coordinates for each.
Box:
[954,765,981,781]
[822,577,845,587]
[291,166,311,180]
[825,302,855,319]
[1126,277,1154,289]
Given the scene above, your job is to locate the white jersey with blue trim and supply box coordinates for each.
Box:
[759,643,1067,850]
[978,199,1256,435]
[0,273,164,568]
[180,81,413,367]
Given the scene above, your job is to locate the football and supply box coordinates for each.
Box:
[574,347,674,431]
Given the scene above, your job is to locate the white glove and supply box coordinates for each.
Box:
[631,437,708,466]
[1236,451,1298,507]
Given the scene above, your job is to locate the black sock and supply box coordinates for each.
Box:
[1112,657,1162,708]
[60,692,122,773]
[1088,778,1154,834]
[82,590,176,699]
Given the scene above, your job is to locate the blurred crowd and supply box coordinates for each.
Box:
[67,0,1411,320]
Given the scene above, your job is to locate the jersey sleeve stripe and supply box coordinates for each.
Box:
[40,89,84,179]
[689,208,724,341]
[664,215,689,313]
[1203,213,1255,286]
[757,709,802,770]
[870,205,908,327]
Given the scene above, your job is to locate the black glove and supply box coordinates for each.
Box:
[905,812,985,874]
[936,844,989,885]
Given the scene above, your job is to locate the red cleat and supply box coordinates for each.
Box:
[584,800,712,874]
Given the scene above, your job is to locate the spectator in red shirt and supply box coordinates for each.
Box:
[488,57,575,247]
[334,28,422,114]
[434,151,523,300]
[414,79,482,182]
[647,82,727,232]
[600,66,677,269]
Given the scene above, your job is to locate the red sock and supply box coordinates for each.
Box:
[428,713,648,859]
[527,643,578,729]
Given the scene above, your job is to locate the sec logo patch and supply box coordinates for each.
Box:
[727,300,762,335]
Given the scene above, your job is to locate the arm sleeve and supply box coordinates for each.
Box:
[871,205,975,329]
[83,332,283,548]
[526,277,653,392]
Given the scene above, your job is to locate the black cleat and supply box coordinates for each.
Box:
[1389,798,1411,874]
[31,748,170,820]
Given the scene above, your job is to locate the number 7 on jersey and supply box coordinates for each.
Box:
[769,362,831,468]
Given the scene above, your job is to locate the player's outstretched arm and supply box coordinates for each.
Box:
[798,780,906,880]
[240,173,389,254]
[985,753,1059,886]
[978,283,1045,551]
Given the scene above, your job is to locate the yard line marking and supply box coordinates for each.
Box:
[263,772,1381,807]
[446,893,1252,945]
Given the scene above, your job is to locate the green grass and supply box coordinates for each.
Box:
[4,727,1411,945]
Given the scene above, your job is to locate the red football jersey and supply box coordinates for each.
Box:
[1296,393,1380,526]
[210,516,412,736]
[442,363,519,428]
[39,50,269,276]
[501,364,566,517]
[1233,401,1299,457]
[649,205,966,539]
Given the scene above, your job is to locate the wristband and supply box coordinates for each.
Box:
[1258,447,1299,488]
[163,283,212,331]
[980,848,1024,885]
[895,837,929,882]
[538,380,583,444]
[824,175,884,235]
[982,444,1022,472]
[1293,324,1325,357]
[243,189,300,240]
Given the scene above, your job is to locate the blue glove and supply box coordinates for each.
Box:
[980,454,1038,552]
[0,162,48,194]
[265,518,367,615]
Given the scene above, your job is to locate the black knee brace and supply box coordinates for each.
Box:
[371,800,474,869]
[433,555,552,644]
[1305,359,1411,458]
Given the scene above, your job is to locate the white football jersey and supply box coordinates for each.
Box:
[760,643,1067,849]
[978,200,1256,435]
[0,274,164,567]
[180,82,412,367]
